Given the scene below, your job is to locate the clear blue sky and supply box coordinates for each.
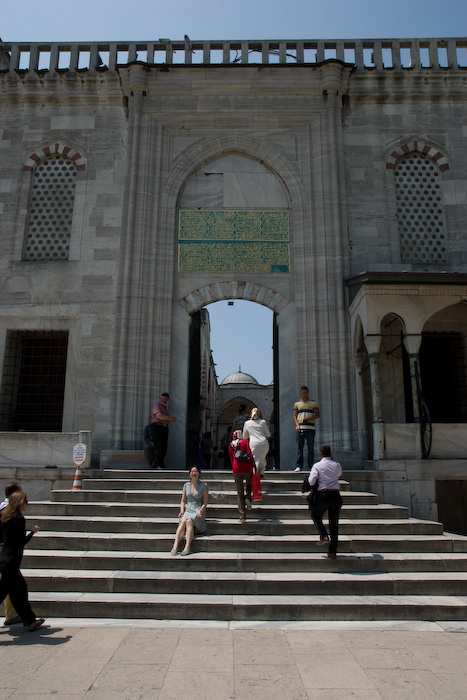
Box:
[2,0,465,384]
[207,301,273,386]
[2,0,466,42]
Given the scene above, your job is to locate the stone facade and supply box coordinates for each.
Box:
[0,39,467,492]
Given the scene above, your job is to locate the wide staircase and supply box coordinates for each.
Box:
[24,468,467,622]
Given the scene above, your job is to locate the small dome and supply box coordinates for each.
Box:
[220,370,258,385]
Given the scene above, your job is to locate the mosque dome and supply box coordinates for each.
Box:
[220,366,259,385]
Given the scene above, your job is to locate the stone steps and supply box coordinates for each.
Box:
[23,568,467,596]
[27,591,467,621]
[78,478,348,492]
[28,501,407,519]
[50,489,378,505]
[22,549,467,572]
[28,531,463,553]
[22,468,467,621]
[27,515,439,536]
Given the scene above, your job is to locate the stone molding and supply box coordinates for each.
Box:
[179,281,290,315]
[165,133,303,209]
[384,139,450,171]
[23,143,86,171]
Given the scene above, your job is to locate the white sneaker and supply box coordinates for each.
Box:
[294,467,301,472]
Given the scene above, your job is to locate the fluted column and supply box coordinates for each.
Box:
[301,62,354,451]
[112,65,171,448]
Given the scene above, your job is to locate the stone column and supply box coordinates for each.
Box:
[112,65,174,449]
[301,62,354,451]
[368,353,383,421]
[353,351,369,457]
[403,334,423,421]
[364,335,384,459]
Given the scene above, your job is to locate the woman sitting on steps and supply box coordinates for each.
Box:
[170,465,209,556]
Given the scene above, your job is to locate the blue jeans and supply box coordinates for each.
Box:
[296,429,315,470]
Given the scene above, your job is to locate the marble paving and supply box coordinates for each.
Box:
[0,621,467,699]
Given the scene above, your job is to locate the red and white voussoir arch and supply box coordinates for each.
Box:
[23,143,86,172]
[385,139,450,172]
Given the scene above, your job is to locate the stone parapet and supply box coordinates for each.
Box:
[1,38,466,72]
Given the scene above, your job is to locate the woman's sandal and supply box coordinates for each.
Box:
[180,549,191,556]
[170,548,179,556]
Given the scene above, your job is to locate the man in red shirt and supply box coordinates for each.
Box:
[151,392,177,469]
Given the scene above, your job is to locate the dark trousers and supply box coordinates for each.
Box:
[144,444,156,467]
[311,491,343,553]
[234,473,252,518]
[0,567,36,625]
[153,424,168,467]
[296,429,315,470]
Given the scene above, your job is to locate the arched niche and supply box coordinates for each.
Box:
[379,313,411,424]
[179,154,289,209]
[419,301,467,423]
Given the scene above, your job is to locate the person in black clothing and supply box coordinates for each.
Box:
[0,481,22,624]
[143,423,157,468]
[0,491,45,632]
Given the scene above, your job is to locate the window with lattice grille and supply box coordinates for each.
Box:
[0,330,69,431]
[23,156,77,261]
[395,154,447,264]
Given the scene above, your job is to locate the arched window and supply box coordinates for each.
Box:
[23,155,78,261]
[394,153,447,264]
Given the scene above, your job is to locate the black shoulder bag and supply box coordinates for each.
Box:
[301,475,319,510]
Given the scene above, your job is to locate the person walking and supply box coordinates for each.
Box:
[0,491,45,631]
[220,425,232,469]
[229,430,255,524]
[0,482,22,626]
[242,407,270,478]
[151,392,177,469]
[232,404,249,438]
[201,431,213,469]
[293,385,320,471]
[308,444,343,559]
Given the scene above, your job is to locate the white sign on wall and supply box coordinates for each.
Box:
[73,443,87,466]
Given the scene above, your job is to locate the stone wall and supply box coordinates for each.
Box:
[0,38,466,473]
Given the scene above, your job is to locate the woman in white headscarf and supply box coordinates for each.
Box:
[242,407,271,478]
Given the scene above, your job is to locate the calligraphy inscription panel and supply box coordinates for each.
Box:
[178,210,289,273]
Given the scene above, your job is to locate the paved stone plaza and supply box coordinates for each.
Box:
[1,620,467,699]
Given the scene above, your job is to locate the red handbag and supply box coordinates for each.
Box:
[252,469,262,501]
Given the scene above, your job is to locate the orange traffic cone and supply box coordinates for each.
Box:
[71,465,83,491]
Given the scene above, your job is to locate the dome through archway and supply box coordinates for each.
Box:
[220,368,259,385]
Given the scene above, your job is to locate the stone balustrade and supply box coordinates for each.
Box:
[1,38,466,73]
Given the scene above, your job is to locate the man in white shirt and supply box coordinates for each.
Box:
[308,445,343,559]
